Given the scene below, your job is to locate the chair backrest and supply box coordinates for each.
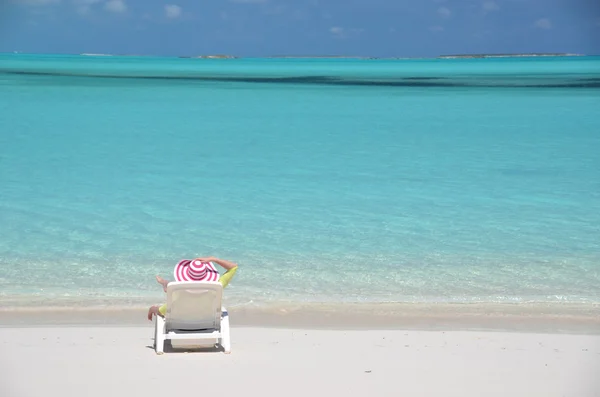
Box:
[165,281,223,331]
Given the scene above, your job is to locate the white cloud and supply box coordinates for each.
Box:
[16,0,60,5]
[263,4,286,15]
[105,0,126,13]
[329,26,363,39]
[77,4,91,14]
[534,18,552,29]
[74,0,99,5]
[165,4,182,19]
[74,0,101,15]
[482,1,499,13]
[229,0,267,3]
[437,7,451,19]
[291,9,307,21]
[330,26,344,36]
[429,25,444,33]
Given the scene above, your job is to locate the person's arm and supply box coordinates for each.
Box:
[218,266,238,288]
[197,256,238,271]
[196,256,239,287]
[147,305,164,321]
[158,304,167,316]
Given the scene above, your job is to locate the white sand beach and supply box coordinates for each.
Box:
[2,321,599,397]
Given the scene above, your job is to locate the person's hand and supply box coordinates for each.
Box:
[147,305,160,321]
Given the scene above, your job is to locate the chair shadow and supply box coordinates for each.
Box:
[146,340,224,354]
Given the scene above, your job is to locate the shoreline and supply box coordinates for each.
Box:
[3,302,599,334]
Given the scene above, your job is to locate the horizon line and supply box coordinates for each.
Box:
[2,51,593,59]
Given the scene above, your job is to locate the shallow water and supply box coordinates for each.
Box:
[1,54,599,308]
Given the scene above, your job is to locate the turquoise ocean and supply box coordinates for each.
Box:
[1,54,599,310]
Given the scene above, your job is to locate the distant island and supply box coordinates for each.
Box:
[67,52,587,60]
[437,53,583,59]
[179,55,237,59]
[183,53,585,60]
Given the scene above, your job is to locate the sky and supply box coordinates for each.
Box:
[0,0,599,57]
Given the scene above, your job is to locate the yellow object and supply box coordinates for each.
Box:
[158,266,238,316]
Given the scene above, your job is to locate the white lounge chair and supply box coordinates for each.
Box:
[154,281,231,354]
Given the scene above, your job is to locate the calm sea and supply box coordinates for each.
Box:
[1,54,599,309]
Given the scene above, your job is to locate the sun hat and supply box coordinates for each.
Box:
[173,259,220,282]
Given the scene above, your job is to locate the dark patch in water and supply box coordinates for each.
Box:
[2,70,600,88]
[497,167,564,177]
[403,77,443,80]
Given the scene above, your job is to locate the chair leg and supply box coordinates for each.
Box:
[155,315,165,355]
[220,309,231,354]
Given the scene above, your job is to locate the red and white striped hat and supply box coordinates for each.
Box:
[173,259,220,282]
